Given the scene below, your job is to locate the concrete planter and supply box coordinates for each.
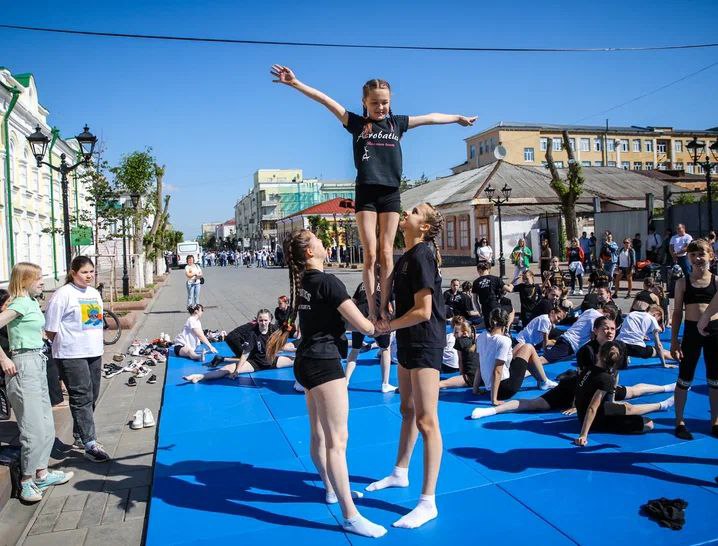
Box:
[109,299,149,311]
[116,311,138,330]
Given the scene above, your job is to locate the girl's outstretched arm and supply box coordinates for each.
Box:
[271,64,348,125]
[408,114,477,130]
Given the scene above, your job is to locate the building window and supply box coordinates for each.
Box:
[686,163,694,174]
[645,161,654,170]
[459,217,469,248]
[470,145,476,159]
[657,142,667,153]
[674,162,684,170]
[608,161,617,167]
[541,161,548,168]
[524,147,534,162]
[446,218,456,248]
[569,138,576,151]
[594,161,604,167]
[633,139,641,152]
[552,138,562,151]
[594,138,602,152]
[581,160,591,167]
[555,161,564,168]
[621,161,630,170]
[540,138,548,151]
[620,139,629,152]
[633,162,643,170]
[607,140,615,152]
[479,143,484,155]
[580,138,590,152]
[674,140,683,153]
[645,140,653,152]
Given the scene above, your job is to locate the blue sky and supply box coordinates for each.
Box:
[2,0,717,238]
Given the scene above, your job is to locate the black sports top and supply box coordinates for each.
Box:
[634,290,656,305]
[684,274,717,305]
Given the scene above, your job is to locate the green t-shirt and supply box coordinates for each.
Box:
[7,296,45,351]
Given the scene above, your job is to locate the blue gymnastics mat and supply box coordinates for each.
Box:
[146,337,718,545]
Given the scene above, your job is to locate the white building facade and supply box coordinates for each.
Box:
[1,68,94,286]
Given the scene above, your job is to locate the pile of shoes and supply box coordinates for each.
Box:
[127,339,168,362]
[203,329,227,342]
[103,358,157,385]
[130,408,155,430]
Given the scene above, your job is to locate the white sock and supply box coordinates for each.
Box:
[343,513,387,538]
[659,396,675,411]
[393,494,438,529]
[662,383,676,393]
[365,466,409,491]
[471,407,497,419]
[381,382,397,393]
[326,490,364,504]
[293,381,306,393]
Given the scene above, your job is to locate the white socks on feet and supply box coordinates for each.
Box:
[381,383,397,393]
[325,490,364,504]
[343,513,387,538]
[365,466,409,491]
[659,396,675,411]
[471,406,497,420]
[393,494,438,528]
[663,383,676,393]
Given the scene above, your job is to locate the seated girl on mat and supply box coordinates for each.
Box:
[172,304,218,360]
[616,304,675,368]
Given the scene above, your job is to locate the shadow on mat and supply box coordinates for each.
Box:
[151,459,406,530]
[449,442,718,488]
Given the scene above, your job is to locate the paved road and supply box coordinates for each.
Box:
[0,262,635,546]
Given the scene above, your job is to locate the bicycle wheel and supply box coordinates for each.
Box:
[103,310,122,345]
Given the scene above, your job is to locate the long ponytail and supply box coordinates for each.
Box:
[422,202,444,271]
[266,229,312,362]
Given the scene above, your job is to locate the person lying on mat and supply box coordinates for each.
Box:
[514,302,569,351]
[574,341,674,446]
[616,304,676,368]
[471,315,674,419]
[542,303,617,363]
[172,304,218,360]
[183,309,295,383]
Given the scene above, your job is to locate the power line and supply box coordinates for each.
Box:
[576,60,718,122]
[2,23,718,53]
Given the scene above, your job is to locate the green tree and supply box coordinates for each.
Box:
[308,215,333,248]
[545,130,584,241]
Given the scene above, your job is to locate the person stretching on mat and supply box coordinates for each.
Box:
[471,315,675,419]
[542,303,617,363]
[671,238,718,440]
[366,203,445,529]
[514,303,569,351]
[439,318,479,389]
[574,341,674,446]
[172,304,217,360]
[182,309,295,383]
[265,229,386,539]
[616,305,675,368]
[345,279,396,392]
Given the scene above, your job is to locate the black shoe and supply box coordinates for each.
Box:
[144,358,156,367]
[127,376,137,387]
[675,424,693,440]
[208,355,225,368]
[84,443,111,463]
[147,374,157,384]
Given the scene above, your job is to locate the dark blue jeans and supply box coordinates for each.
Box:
[56,356,102,444]
[677,255,692,277]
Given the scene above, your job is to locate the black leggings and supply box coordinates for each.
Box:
[677,321,718,390]
[497,357,529,400]
[570,270,584,291]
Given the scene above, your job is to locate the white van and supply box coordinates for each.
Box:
[176,241,201,268]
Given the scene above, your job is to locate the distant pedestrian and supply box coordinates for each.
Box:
[670,224,693,277]
[646,227,662,262]
[632,233,642,261]
[185,255,203,307]
[540,238,552,277]
[511,238,532,285]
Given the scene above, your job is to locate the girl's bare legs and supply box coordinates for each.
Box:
[613,271,623,296]
[439,375,470,389]
[626,272,633,296]
[393,368,441,529]
[357,211,379,319]
[276,355,294,368]
[377,212,400,318]
[183,363,253,383]
[624,382,674,399]
[345,348,360,384]
[312,379,387,537]
[471,397,551,419]
[379,348,397,392]
[366,365,415,491]
[179,346,201,361]
[306,389,333,499]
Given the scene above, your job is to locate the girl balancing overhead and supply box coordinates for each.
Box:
[271,64,476,321]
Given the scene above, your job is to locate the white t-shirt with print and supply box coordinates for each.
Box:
[477,331,512,390]
[516,314,552,346]
[443,332,459,369]
[185,264,203,285]
[617,311,660,347]
[670,234,693,257]
[175,316,202,352]
[561,308,603,352]
[45,283,104,359]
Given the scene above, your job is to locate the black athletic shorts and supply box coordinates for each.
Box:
[293,355,345,390]
[397,346,443,371]
[173,344,183,357]
[355,184,401,214]
[248,356,278,372]
[496,357,529,400]
[624,343,656,359]
[351,331,391,350]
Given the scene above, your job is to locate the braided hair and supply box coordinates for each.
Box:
[421,202,444,271]
[361,78,394,132]
[266,229,312,362]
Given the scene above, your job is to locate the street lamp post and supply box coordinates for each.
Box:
[27,125,96,272]
[484,183,512,279]
[120,193,141,297]
[687,136,718,234]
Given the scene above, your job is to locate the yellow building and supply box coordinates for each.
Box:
[453,122,718,174]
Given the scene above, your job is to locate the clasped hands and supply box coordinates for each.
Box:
[372,317,392,336]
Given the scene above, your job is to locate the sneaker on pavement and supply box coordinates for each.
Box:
[143,408,155,428]
[147,374,157,384]
[84,443,111,463]
[135,365,150,378]
[127,376,137,387]
[34,470,74,491]
[113,353,125,363]
[20,480,43,503]
[131,410,144,429]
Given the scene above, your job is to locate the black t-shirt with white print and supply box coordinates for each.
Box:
[344,112,410,188]
[574,364,616,423]
[296,270,351,360]
[393,242,446,350]
[352,281,382,318]
[471,275,503,314]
